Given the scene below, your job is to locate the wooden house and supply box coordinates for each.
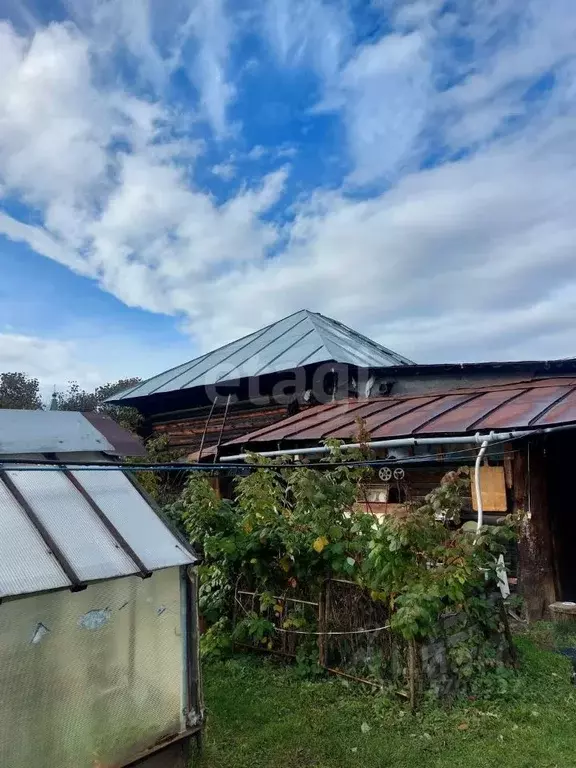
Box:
[216,377,576,622]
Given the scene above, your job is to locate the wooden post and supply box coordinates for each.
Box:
[515,442,557,621]
[318,581,327,668]
[208,476,222,499]
[408,639,422,712]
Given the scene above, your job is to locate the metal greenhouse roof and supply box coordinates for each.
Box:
[223,377,576,447]
[108,310,414,403]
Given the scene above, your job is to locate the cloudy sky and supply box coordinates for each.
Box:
[1,0,576,390]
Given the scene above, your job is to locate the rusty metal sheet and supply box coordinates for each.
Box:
[475,385,572,429]
[82,412,146,456]
[419,389,526,433]
[223,378,576,448]
[248,402,344,441]
[371,394,474,438]
[362,396,440,436]
[303,399,394,439]
[532,386,576,426]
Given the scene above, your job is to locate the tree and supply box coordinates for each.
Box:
[55,377,142,432]
[0,372,43,410]
[53,381,98,412]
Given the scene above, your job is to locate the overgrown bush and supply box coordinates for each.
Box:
[169,447,519,696]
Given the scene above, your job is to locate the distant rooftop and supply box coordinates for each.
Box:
[0,409,145,456]
[108,309,414,403]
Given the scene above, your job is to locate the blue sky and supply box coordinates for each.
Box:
[0,0,575,392]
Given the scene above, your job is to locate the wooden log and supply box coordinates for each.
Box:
[515,443,557,621]
[149,402,289,452]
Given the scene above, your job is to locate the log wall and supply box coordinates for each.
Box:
[150,401,296,457]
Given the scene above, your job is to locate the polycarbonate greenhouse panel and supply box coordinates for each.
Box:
[71,470,194,571]
[6,468,138,582]
[0,478,70,598]
[0,568,186,768]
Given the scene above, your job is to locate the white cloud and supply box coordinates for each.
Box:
[0,211,84,272]
[262,0,350,80]
[0,332,104,400]
[263,0,431,180]
[0,333,78,381]
[71,0,168,93]
[433,0,576,149]
[262,0,576,182]
[0,19,287,320]
[1,4,576,378]
[391,0,444,29]
[338,32,431,182]
[172,0,236,137]
[65,0,236,137]
[0,22,111,209]
[247,145,266,160]
[211,161,236,180]
[0,328,194,398]
[183,117,576,360]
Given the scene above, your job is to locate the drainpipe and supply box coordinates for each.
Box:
[474,432,491,533]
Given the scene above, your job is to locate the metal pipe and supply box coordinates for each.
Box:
[197,395,218,462]
[213,394,232,463]
[221,430,532,462]
[474,435,491,532]
[180,565,190,733]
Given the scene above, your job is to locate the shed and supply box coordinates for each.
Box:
[220,377,576,622]
[0,410,202,768]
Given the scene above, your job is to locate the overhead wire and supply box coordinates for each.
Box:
[0,435,523,472]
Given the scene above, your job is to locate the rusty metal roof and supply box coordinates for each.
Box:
[81,412,146,456]
[107,310,414,403]
[224,377,576,446]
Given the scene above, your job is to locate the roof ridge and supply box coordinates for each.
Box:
[309,311,415,365]
[305,311,338,360]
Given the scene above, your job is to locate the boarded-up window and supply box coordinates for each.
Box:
[356,485,409,519]
[471,465,507,512]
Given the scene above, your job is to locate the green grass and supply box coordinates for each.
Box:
[194,639,576,768]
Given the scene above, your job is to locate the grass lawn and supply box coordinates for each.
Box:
[194,638,576,768]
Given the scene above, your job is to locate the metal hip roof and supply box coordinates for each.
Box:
[107,309,414,403]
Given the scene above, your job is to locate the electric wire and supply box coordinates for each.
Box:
[0,435,523,472]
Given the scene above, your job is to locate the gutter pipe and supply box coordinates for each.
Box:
[221,430,532,462]
[474,436,491,533]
